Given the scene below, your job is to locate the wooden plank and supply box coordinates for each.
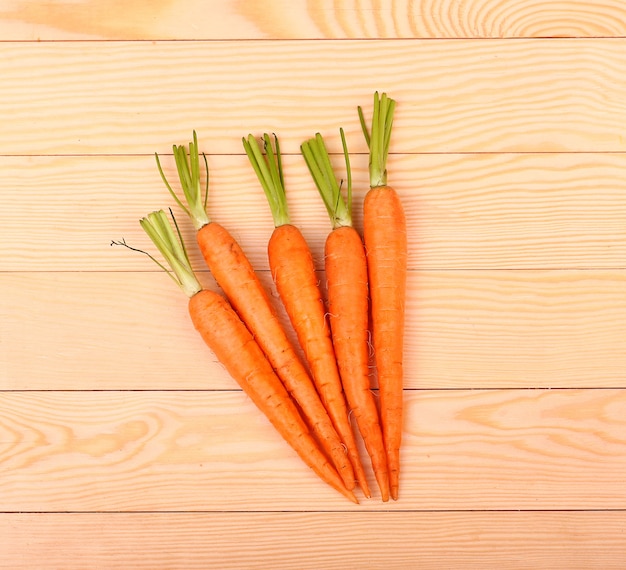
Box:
[2,389,626,511]
[2,511,626,569]
[3,153,626,272]
[2,3,623,568]
[2,0,626,40]
[1,40,626,155]
[3,270,625,390]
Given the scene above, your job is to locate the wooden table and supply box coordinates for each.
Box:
[2,2,626,568]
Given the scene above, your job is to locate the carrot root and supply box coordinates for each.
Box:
[363,185,407,501]
[326,225,390,502]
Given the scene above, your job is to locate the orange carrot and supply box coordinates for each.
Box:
[301,130,389,501]
[113,210,357,503]
[155,133,355,491]
[243,133,369,497]
[358,92,407,500]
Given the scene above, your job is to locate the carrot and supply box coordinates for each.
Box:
[155,132,355,491]
[243,133,369,497]
[112,210,357,503]
[358,92,407,500]
[301,129,389,501]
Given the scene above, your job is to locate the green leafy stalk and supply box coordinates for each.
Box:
[300,129,352,230]
[358,91,396,188]
[139,209,202,298]
[155,130,210,231]
[242,133,290,227]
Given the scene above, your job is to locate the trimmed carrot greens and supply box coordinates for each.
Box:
[112,209,201,299]
[140,210,202,298]
[242,133,290,228]
[155,130,210,231]
[300,129,352,230]
[358,91,396,188]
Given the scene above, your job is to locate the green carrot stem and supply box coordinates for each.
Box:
[301,129,352,230]
[156,131,210,231]
[139,209,202,298]
[242,133,290,228]
[358,91,396,188]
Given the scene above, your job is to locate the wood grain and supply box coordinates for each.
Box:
[2,152,626,272]
[3,2,625,566]
[3,511,626,570]
[3,270,626,390]
[2,0,626,39]
[2,389,625,511]
[1,40,626,155]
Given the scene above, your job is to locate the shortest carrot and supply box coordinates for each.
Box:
[112,210,357,504]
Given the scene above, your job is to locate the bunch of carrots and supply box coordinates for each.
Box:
[114,92,407,504]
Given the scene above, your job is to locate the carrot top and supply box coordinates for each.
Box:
[300,129,352,230]
[113,209,202,299]
[358,91,396,189]
[155,131,210,231]
[242,133,290,228]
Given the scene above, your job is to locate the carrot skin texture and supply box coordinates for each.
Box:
[363,185,407,501]
[195,221,355,490]
[188,289,357,503]
[325,225,390,502]
[268,224,370,497]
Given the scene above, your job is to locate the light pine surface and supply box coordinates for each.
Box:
[1,2,626,568]
[2,0,626,39]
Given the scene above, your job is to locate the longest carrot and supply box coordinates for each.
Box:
[243,133,368,497]
[358,92,407,500]
[113,210,357,503]
[155,133,354,491]
[301,130,389,501]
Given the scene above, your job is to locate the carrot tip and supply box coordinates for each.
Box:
[346,490,359,505]
[355,476,372,498]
